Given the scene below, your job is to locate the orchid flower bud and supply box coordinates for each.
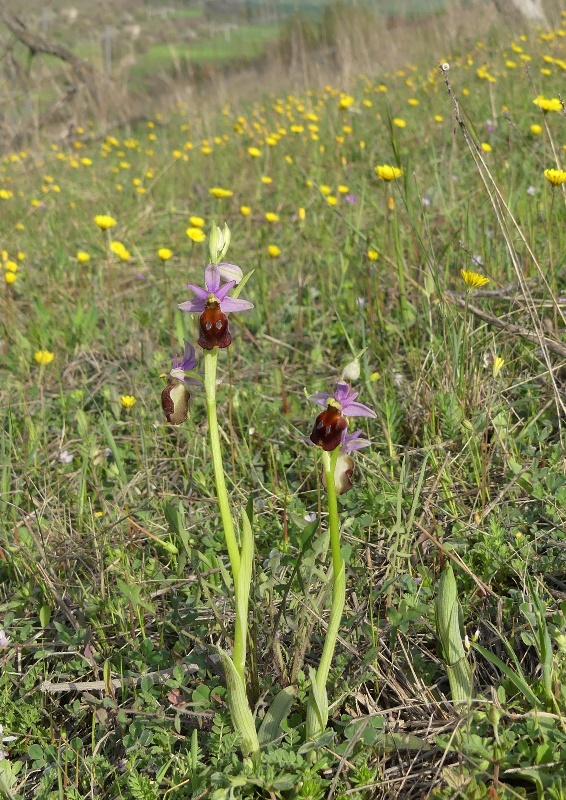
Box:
[209,221,231,264]
[341,358,360,382]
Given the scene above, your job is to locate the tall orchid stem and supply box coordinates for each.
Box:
[306,447,346,742]
[203,348,241,580]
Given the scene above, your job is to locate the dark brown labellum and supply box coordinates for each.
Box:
[198,301,232,350]
[310,405,347,451]
[161,377,190,425]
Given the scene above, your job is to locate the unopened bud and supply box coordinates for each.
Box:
[341,358,360,382]
[209,221,232,263]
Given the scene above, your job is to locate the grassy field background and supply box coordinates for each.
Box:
[1,1,566,798]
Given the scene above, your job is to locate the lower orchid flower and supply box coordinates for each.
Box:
[161,340,201,425]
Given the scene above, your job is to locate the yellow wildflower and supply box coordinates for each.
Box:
[186,227,207,242]
[209,187,233,199]
[189,216,205,228]
[393,118,407,128]
[4,271,16,285]
[76,251,90,263]
[298,207,306,221]
[533,95,562,112]
[492,357,505,378]
[158,248,173,261]
[265,212,279,223]
[110,241,131,260]
[5,261,17,273]
[267,245,281,258]
[261,176,272,184]
[240,205,252,217]
[248,147,261,157]
[530,124,542,135]
[461,269,490,289]
[375,164,402,181]
[367,250,379,261]
[121,395,137,409]
[34,350,54,365]
[544,168,566,185]
[339,94,354,109]
[94,214,117,230]
[481,142,492,152]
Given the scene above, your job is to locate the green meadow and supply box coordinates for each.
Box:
[1,9,566,800]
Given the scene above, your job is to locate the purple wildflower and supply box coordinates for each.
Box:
[308,380,376,418]
[178,264,253,314]
[344,193,358,205]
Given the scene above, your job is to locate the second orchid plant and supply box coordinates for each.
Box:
[162,223,376,758]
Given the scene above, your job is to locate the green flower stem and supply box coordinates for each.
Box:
[203,349,241,580]
[306,447,346,741]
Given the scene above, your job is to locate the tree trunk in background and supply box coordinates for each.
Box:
[492,0,548,25]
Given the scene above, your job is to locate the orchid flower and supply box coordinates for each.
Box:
[161,340,201,425]
[178,264,253,350]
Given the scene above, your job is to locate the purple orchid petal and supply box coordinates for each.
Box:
[178,340,198,371]
[341,430,371,453]
[205,264,221,293]
[218,262,243,283]
[215,280,237,302]
[308,392,333,407]
[342,400,376,418]
[334,381,355,404]
[178,298,206,312]
[186,283,209,301]
[220,296,254,312]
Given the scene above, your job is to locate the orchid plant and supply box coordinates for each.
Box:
[162,222,375,759]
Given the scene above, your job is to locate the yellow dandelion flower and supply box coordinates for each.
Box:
[367,249,379,261]
[248,147,261,157]
[186,227,207,242]
[481,142,492,152]
[121,395,137,409]
[265,212,279,223]
[388,196,395,210]
[326,195,338,206]
[461,269,490,289]
[76,251,90,263]
[209,187,233,199]
[339,94,355,109]
[530,124,542,135]
[110,241,131,260]
[298,207,306,221]
[94,214,117,230]
[189,216,205,228]
[393,118,407,128]
[158,248,173,261]
[267,245,281,258]
[34,350,54,365]
[434,114,444,122]
[240,205,252,217]
[544,168,566,185]
[533,95,562,112]
[375,164,402,181]
[4,271,16,285]
[408,98,419,106]
[261,176,272,184]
